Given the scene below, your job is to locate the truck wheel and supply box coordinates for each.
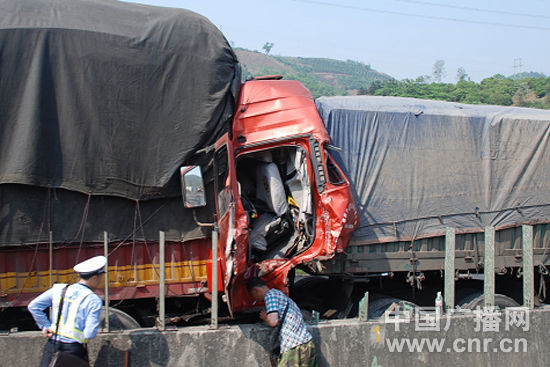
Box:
[291,276,328,310]
[457,292,520,310]
[291,276,353,318]
[367,296,418,320]
[100,308,141,330]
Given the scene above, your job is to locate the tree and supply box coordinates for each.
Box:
[491,74,507,80]
[262,42,274,55]
[432,60,446,83]
[513,80,533,106]
[416,75,432,84]
[456,67,469,82]
[364,80,383,95]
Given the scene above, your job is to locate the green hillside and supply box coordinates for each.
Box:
[235,49,393,98]
[235,48,549,110]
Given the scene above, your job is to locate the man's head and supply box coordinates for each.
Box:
[74,256,106,289]
[246,277,269,302]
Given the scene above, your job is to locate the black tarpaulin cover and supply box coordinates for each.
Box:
[0,0,238,245]
[317,96,550,244]
[0,0,240,199]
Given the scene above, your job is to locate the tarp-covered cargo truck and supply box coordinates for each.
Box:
[307,96,550,316]
[0,0,241,327]
[0,0,357,329]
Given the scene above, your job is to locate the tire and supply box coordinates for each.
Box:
[100,307,141,330]
[367,295,419,320]
[291,276,353,318]
[291,276,329,309]
[457,292,520,310]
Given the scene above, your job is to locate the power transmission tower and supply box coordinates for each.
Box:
[513,58,523,79]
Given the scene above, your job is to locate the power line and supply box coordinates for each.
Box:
[393,0,550,20]
[291,0,550,31]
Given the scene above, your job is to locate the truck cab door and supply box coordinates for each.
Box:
[213,134,248,316]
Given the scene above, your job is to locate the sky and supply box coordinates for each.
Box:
[125,0,550,83]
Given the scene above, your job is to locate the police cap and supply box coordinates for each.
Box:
[73,256,107,276]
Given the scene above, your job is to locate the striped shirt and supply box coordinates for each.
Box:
[265,289,312,353]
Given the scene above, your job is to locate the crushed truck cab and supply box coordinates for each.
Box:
[210,77,358,313]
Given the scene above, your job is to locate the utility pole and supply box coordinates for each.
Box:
[513,58,523,80]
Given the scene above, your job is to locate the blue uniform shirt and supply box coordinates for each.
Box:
[27,283,103,343]
[264,288,312,353]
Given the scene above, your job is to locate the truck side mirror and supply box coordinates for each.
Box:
[180,166,207,208]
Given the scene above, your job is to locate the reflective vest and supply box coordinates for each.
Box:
[50,283,93,343]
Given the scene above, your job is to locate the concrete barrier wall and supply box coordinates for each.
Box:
[2,308,549,367]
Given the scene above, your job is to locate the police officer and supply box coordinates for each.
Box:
[28,256,106,367]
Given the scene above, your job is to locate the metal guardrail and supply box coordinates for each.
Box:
[104,231,110,332]
[88,225,539,333]
[159,231,165,331]
[444,227,455,311]
[523,225,534,309]
[484,226,495,308]
[210,226,219,329]
[444,225,535,311]
[93,229,219,333]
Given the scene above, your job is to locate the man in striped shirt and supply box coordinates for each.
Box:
[247,277,317,367]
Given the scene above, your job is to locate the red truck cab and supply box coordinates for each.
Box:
[186,77,359,314]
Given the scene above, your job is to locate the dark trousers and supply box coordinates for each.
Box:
[39,339,88,367]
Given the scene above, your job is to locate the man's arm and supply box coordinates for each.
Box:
[260,308,279,327]
[27,288,54,332]
[82,296,103,340]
